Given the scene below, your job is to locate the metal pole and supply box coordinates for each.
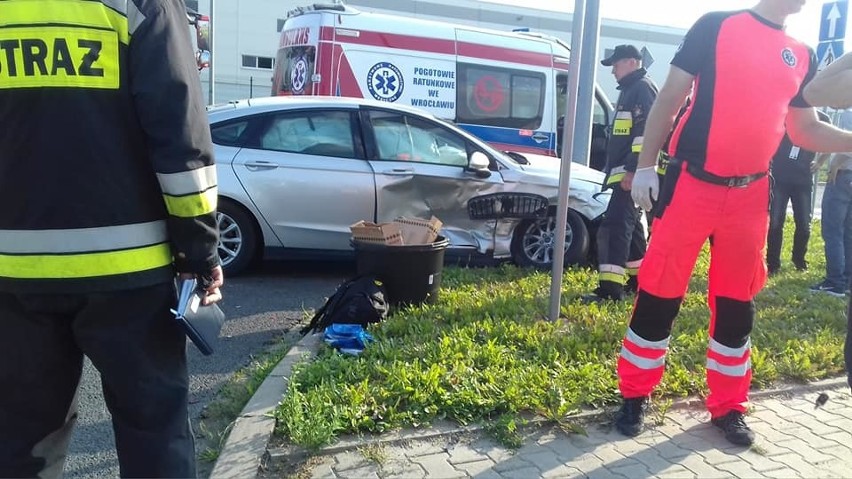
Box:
[572,0,601,167]
[549,0,587,321]
[250,76,253,99]
[207,0,215,105]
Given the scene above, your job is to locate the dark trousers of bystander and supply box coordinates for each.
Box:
[0,282,195,479]
[767,179,812,273]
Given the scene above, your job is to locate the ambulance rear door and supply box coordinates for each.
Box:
[272,14,321,96]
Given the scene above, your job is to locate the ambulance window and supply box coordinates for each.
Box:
[368,111,469,166]
[258,110,356,158]
[271,46,315,96]
[457,64,545,130]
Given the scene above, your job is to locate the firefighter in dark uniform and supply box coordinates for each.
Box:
[0,1,221,477]
[583,44,658,302]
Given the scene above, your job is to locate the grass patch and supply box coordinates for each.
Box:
[273,219,847,449]
[195,334,297,477]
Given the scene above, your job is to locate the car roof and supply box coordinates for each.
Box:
[207,96,440,122]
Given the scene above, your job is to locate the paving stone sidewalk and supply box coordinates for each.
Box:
[269,381,852,478]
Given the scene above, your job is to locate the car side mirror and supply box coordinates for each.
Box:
[467,151,491,178]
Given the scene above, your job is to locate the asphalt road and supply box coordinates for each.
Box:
[63,260,352,478]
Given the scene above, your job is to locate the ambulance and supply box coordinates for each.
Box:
[272,4,613,165]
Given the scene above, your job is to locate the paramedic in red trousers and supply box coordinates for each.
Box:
[615,0,852,447]
[804,52,852,396]
[582,45,657,302]
[0,1,221,477]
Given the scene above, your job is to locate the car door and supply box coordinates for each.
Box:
[231,107,376,251]
[362,108,505,247]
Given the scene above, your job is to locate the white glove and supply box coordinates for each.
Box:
[631,166,659,212]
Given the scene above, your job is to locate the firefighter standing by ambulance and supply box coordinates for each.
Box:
[0,0,220,477]
[583,44,658,302]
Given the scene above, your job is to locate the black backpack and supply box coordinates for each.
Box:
[300,275,389,335]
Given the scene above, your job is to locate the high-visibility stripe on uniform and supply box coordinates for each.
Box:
[706,358,750,377]
[706,337,751,377]
[709,337,751,357]
[0,220,172,278]
[0,221,167,254]
[599,263,626,285]
[613,111,632,136]
[163,187,218,218]
[606,165,627,185]
[0,243,172,279]
[626,259,641,278]
[157,166,218,197]
[620,346,665,369]
[620,328,669,370]
[626,327,670,350]
[618,327,671,398]
[631,136,643,153]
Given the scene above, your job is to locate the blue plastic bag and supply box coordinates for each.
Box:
[323,323,374,356]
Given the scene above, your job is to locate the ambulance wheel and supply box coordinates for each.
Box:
[510,210,589,269]
[216,199,260,276]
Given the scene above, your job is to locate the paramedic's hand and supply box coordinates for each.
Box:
[631,166,659,212]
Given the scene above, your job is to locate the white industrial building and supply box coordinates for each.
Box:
[188,0,686,104]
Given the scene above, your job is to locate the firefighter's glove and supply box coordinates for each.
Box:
[631,166,659,212]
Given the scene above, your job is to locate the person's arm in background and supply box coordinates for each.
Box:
[787,107,852,154]
[804,52,852,108]
[129,0,223,303]
[811,152,832,174]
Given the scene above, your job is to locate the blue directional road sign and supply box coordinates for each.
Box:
[820,1,848,41]
[818,1,848,69]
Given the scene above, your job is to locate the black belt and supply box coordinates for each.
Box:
[686,163,767,188]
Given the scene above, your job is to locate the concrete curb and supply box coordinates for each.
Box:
[209,333,322,479]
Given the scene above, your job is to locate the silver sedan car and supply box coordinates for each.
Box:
[209,96,611,275]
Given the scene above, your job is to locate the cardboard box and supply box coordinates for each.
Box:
[394,216,443,245]
[349,220,404,246]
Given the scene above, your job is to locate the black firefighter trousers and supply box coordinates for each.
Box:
[0,282,195,478]
[596,185,647,298]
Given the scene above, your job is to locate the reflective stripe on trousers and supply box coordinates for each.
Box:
[617,327,670,398]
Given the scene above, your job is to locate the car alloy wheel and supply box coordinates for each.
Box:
[217,210,243,269]
[510,210,590,269]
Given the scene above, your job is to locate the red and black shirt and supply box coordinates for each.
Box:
[667,10,816,177]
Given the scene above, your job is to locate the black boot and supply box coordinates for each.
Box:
[614,396,649,437]
[711,410,755,446]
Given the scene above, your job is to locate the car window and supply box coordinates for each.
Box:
[258,110,356,158]
[368,111,468,166]
[211,120,249,147]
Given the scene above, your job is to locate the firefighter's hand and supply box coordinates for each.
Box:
[631,166,658,212]
[179,265,224,305]
[620,171,634,191]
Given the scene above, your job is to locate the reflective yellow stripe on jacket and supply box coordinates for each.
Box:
[0,221,172,278]
[158,165,219,218]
